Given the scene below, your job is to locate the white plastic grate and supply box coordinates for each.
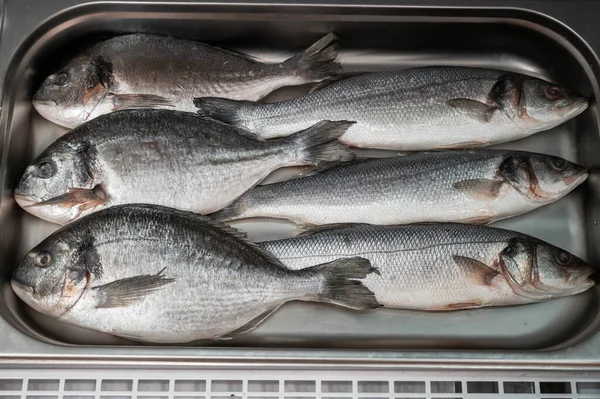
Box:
[0,369,598,399]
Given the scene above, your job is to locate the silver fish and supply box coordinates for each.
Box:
[33,33,341,128]
[14,109,354,225]
[194,67,589,150]
[212,150,587,226]
[11,205,380,343]
[259,223,595,310]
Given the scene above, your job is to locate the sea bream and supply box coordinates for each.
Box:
[194,67,589,150]
[10,205,380,343]
[14,109,354,225]
[259,223,595,310]
[33,33,341,128]
[213,150,588,226]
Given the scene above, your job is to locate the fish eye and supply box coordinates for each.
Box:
[52,71,70,87]
[36,161,56,179]
[35,251,53,268]
[543,86,563,101]
[555,251,572,266]
[550,158,566,171]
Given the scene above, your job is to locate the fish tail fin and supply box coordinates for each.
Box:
[210,199,247,222]
[305,257,381,310]
[281,120,355,166]
[193,97,252,126]
[283,32,341,83]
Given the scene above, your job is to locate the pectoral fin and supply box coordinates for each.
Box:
[110,93,174,110]
[27,185,108,214]
[453,255,499,286]
[447,98,498,122]
[93,268,175,308]
[453,178,505,200]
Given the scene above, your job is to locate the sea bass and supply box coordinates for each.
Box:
[14,109,354,225]
[194,67,589,150]
[33,33,341,128]
[259,223,595,310]
[11,205,380,343]
[213,150,587,226]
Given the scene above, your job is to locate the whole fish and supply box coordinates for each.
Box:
[33,33,340,128]
[10,205,380,343]
[14,109,354,225]
[194,67,589,150]
[212,150,587,226]
[259,223,595,310]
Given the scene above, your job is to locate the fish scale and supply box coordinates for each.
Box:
[10,205,380,343]
[32,33,341,128]
[213,149,587,226]
[259,223,594,310]
[194,66,588,150]
[15,109,355,225]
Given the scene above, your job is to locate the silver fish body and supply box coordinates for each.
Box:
[10,205,379,343]
[212,150,587,226]
[195,67,589,150]
[33,33,341,128]
[14,109,354,225]
[259,224,595,310]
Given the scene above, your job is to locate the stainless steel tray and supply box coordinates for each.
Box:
[1,0,600,370]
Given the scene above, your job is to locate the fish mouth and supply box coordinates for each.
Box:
[11,279,57,316]
[565,267,596,294]
[14,194,42,208]
[575,267,596,285]
[563,170,589,188]
[527,170,588,201]
[11,279,34,298]
[32,99,57,107]
[559,97,589,118]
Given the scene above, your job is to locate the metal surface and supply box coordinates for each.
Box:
[1,0,600,369]
[0,368,600,398]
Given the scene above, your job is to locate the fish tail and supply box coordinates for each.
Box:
[210,199,247,222]
[306,257,381,310]
[283,32,341,83]
[193,97,251,126]
[282,120,356,166]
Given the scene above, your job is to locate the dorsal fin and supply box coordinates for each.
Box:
[117,204,248,239]
[197,42,260,63]
[241,238,289,267]
[109,205,289,266]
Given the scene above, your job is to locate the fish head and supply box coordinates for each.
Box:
[33,60,108,128]
[491,74,588,131]
[14,140,102,224]
[499,238,594,301]
[533,243,595,296]
[521,78,588,126]
[12,232,93,317]
[498,153,587,202]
